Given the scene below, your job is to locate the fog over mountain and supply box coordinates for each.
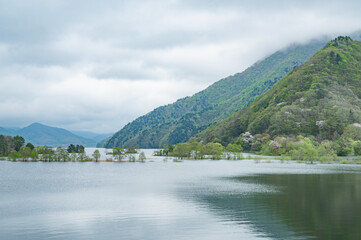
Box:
[1,0,361,133]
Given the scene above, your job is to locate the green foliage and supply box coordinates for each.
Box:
[104,40,327,148]
[202,143,224,160]
[19,146,32,160]
[8,150,21,161]
[342,124,361,140]
[172,143,192,159]
[70,152,77,161]
[289,138,318,163]
[195,38,361,148]
[67,144,85,153]
[108,147,125,161]
[26,142,35,150]
[77,152,89,161]
[226,143,242,152]
[317,141,338,162]
[37,146,55,161]
[335,138,353,156]
[353,141,361,155]
[157,141,234,160]
[128,155,136,162]
[55,147,69,161]
[125,146,138,154]
[13,135,25,151]
[92,149,101,161]
[138,152,146,162]
[0,135,35,156]
[30,148,39,161]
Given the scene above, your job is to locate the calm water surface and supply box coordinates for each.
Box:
[1,151,361,240]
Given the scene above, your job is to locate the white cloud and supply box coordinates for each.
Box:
[0,0,361,133]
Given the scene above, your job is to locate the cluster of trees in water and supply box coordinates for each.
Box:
[157,127,361,163]
[0,134,146,162]
[107,147,146,162]
[154,141,243,160]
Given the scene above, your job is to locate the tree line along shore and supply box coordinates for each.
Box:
[0,135,146,162]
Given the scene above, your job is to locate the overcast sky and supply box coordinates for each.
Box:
[1,0,361,133]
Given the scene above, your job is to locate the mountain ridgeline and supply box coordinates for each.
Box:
[192,37,361,145]
[0,123,97,147]
[104,39,328,148]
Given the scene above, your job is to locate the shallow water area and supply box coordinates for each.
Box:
[1,152,361,240]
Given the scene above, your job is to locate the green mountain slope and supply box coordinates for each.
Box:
[104,39,328,148]
[193,37,361,145]
[14,123,96,147]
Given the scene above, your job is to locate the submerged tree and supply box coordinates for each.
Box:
[92,149,101,162]
[138,152,146,162]
[30,148,39,161]
[110,147,125,161]
[37,146,55,161]
[19,146,32,161]
[55,147,69,161]
[8,150,21,161]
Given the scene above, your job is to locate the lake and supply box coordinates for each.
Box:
[1,151,361,240]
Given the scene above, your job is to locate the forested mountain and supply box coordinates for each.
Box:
[192,37,361,145]
[0,123,96,147]
[104,39,328,148]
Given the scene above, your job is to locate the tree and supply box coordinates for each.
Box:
[335,138,353,156]
[26,142,35,150]
[125,146,137,154]
[77,152,88,161]
[78,145,85,153]
[55,147,69,161]
[37,146,55,161]
[138,152,146,162]
[19,146,32,161]
[67,144,85,153]
[13,136,25,151]
[172,143,191,159]
[8,150,21,161]
[70,152,77,161]
[353,141,361,155]
[30,148,39,161]
[92,149,101,162]
[226,143,243,153]
[0,135,12,156]
[67,144,76,153]
[109,147,125,161]
[202,143,224,159]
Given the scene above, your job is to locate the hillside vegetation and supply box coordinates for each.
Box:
[104,40,327,148]
[192,37,361,157]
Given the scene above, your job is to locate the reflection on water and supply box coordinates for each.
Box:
[0,159,361,240]
[243,174,361,240]
[188,173,361,240]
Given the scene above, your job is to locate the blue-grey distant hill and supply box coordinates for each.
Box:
[0,123,97,147]
[72,131,113,143]
[103,38,331,148]
[0,127,16,136]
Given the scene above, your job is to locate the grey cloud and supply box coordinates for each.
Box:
[0,0,361,133]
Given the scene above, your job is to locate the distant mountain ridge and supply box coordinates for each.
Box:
[104,38,329,148]
[72,131,113,143]
[0,123,98,147]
